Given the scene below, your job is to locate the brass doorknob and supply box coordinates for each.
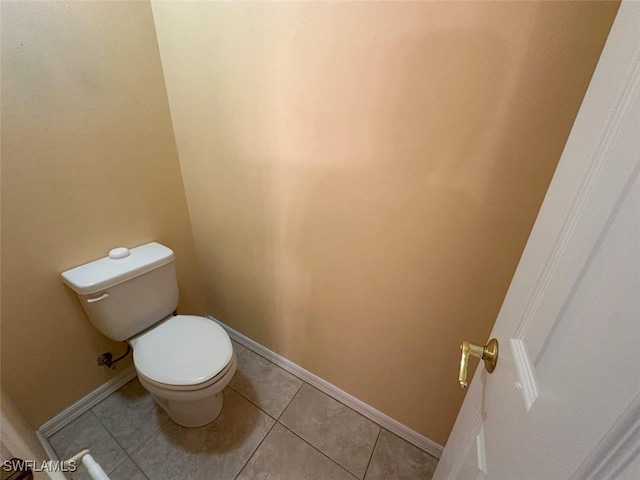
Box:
[458,339,498,389]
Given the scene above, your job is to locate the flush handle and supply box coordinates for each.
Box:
[459,339,498,389]
[87,293,109,303]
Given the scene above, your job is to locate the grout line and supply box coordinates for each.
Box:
[89,377,171,480]
[230,352,381,478]
[47,325,435,480]
[297,382,382,436]
[239,348,376,429]
[214,317,443,458]
[227,372,365,478]
[231,341,249,359]
[128,444,149,463]
[276,380,304,421]
[104,454,129,477]
[227,347,304,421]
[89,399,124,448]
[128,454,152,480]
[47,410,129,478]
[277,422,360,480]
[128,418,168,459]
[88,382,153,459]
[87,411,128,475]
[237,344,297,381]
[90,377,171,461]
[232,419,279,480]
[226,385,279,421]
[362,427,382,480]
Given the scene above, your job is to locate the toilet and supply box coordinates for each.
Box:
[61,242,236,428]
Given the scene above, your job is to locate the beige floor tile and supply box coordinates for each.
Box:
[48,411,127,480]
[108,458,148,480]
[280,384,380,479]
[132,388,274,480]
[47,343,435,480]
[92,377,169,453]
[231,339,247,357]
[237,423,357,480]
[364,430,438,480]
[229,349,302,418]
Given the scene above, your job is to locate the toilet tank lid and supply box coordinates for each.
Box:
[60,242,175,295]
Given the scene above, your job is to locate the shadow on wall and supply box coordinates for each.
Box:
[209,20,511,428]
[281,25,516,430]
[1,0,206,428]
[179,1,615,443]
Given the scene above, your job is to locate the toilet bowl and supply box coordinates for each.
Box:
[130,315,237,427]
[137,356,237,428]
[60,242,237,428]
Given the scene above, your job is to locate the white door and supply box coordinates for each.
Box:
[434,2,640,479]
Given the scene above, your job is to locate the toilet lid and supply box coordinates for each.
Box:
[131,315,232,386]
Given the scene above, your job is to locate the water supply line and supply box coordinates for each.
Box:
[96,343,131,370]
[63,450,110,480]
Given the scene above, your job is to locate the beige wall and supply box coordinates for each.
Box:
[152,1,617,445]
[1,1,206,427]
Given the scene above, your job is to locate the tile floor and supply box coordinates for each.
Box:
[48,340,438,480]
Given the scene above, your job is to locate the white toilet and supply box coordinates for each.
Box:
[61,242,236,428]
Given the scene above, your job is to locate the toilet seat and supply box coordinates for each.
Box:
[131,315,233,387]
[137,354,236,392]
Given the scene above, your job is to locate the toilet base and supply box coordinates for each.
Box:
[152,391,224,428]
[136,353,237,429]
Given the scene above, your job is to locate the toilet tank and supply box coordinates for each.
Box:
[61,242,179,341]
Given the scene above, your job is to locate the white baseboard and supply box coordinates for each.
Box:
[36,430,60,462]
[209,316,444,459]
[36,320,444,460]
[38,365,137,441]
